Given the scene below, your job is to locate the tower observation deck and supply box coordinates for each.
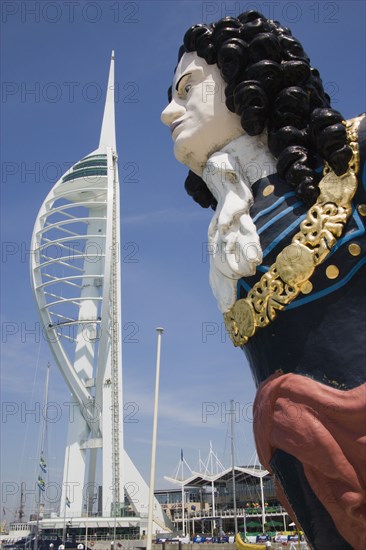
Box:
[30,53,169,534]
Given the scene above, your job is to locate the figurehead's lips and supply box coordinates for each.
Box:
[170,120,183,134]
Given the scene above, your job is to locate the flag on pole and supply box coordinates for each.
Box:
[40,456,47,474]
[37,476,45,492]
[66,497,71,508]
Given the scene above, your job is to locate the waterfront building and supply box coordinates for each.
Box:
[158,466,290,535]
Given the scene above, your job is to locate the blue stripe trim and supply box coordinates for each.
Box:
[263,214,307,258]
[258,201,303,236]
[256,265,270,273]
[237,278,252,298]
[237,256,366,307]
[328,208,365,258]
[252,192,296,224]
[287,256,366,309]
[236,265,269,298]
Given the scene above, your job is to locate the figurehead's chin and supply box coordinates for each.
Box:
[173,141,205,177]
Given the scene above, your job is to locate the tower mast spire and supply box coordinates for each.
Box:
[99,50,116,152]
[31,50,170,534]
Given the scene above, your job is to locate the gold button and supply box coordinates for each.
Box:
[348,243,361,256]
[263,184,274,197]
[301,281,313,294]
[358,204,366,216]
[326,265,339,279]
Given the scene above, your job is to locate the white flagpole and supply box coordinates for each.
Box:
[230,399,238,534]
[181,452,185,535]
[146,328,164,550]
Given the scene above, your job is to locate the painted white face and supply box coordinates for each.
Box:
[160,52,244,176]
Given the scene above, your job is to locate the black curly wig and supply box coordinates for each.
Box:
[170,11,353,208]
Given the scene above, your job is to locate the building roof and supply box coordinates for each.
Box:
[164,466,269,488]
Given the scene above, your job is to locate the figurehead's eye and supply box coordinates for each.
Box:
[178,80,192,98]
[176,72,193,98]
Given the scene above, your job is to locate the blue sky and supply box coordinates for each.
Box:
[1,0,365,520]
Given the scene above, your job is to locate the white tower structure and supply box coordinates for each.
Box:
[30,53,168,531]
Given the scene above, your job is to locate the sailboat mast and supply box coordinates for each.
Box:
[34,363,51,550]
[19,483,25,523]
[40,364,51,457]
